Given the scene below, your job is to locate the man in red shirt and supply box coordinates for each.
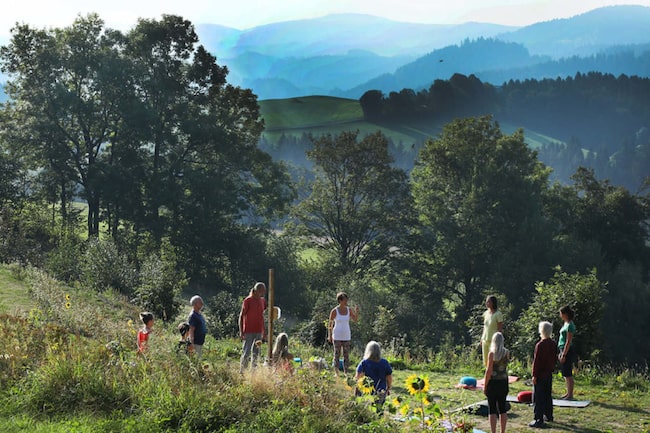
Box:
[239,282,267,373]
[529,321,558,428]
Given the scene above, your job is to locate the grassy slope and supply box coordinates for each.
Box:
[259,96,565,149]
[260,96,426,146]
[0,267,34,314]
[0,264,648,432]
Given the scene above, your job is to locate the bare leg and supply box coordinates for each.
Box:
[566,376,574,399]
[499,413,507,433]
[489,414,497,433]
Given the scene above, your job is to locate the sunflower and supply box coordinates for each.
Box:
[65,293,71,301]
[399,403,410,416]
[391,396,403,407]
[405,374,430,395]
[357,376,374,395]
[65,302,71,309]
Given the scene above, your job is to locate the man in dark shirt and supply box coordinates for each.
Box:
[530,321,558,428]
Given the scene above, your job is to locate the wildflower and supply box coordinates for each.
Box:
[406,374,430,395]
[391,396,402,407]
[65,302,71,309]
[65,293,71,301]
[357,376,374,395]
[399,403,410,416]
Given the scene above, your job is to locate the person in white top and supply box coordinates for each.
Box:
[327,292,359,374]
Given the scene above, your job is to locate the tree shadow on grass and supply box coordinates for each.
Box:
[547,422,603,433]
[591,400,650,415]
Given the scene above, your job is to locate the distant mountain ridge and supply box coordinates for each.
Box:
[197,14,516,58]
[193,5,650,100]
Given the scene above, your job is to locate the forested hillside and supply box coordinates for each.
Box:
[355,72,650,191]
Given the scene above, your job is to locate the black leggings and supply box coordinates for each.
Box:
[486,379,509,415]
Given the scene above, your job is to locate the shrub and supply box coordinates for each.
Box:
[207,290,241,338]
[45,235,84,283]
[81,238,137,293]
[133,247,186,322]
[512,267,606,361]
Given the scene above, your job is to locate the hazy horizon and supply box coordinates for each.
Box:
[1,0,650,40]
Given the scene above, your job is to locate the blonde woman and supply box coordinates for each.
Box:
[481,295,503,367]
[483,332,509,433]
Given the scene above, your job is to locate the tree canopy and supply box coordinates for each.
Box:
[291,130,411,273]
[0,14,294,286]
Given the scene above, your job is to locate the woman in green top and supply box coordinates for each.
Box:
[558,305,576,399]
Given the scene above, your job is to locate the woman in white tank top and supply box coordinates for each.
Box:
[328,292,359,374]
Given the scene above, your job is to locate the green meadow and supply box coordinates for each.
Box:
[1,263,648,433]
[259,96,564,151]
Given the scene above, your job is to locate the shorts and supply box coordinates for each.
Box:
[559,346,576,377]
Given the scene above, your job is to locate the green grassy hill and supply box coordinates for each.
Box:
[259,96,433,146]
[259,96,564,151]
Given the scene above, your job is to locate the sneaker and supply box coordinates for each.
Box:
[528,420,545,428]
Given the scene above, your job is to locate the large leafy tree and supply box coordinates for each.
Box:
[411,116,554,333]
[1,14,295,288]
[291,130,411,273]
[1,15,135,237]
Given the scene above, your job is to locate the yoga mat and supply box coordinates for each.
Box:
[552,398,590,407]
[464,396,590,409]
[506,395,591,407]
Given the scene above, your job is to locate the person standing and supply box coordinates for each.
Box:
[239,282,267,373]
[355,341,392,409]
[483,332,509,433]
[187,295,207,358]
[327,292,359,374]
[558,305,577,399]
[137,312,154,354]
[529,321,557,428]
[481,295,504,367]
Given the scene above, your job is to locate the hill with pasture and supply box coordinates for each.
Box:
[258,95,562,173]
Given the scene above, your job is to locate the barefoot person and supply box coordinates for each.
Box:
[327,292,359,373]
[481,295,504,367]
[558,305,577,399]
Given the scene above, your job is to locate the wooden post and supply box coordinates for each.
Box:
[267,268,275,362]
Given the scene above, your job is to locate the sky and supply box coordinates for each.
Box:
[2,0,650,38]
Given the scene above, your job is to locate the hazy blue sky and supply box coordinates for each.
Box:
[2,0,649,37]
